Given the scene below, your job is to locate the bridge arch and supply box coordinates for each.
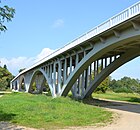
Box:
[83,48,140,98]
[28,68,53,95]
[61,31,140,98]
[19,75,26,91]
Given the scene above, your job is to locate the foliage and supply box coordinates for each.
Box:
[0,65,14,90]
[0,93,112,129]
[19,68,26,73]
[0,0,15,32]
[31,82,36,91]
[95,76,111,93]
[109,77,140,93]
[3,64,7,70]
[91,66,111,93]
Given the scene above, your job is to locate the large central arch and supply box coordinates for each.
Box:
[60,27,140,98]
[83,48,140,98]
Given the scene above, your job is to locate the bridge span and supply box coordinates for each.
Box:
[11,1,140,99]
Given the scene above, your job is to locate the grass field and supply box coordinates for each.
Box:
[0,92,112,129]
[93,92,140,103]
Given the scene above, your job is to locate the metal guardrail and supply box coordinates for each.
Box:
[12,1,140,81]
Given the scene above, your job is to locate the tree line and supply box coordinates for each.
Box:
[94,76,140,94]
[109,77,140,93]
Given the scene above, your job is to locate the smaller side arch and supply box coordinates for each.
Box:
[28,68,53,95]
[19,75,26,91]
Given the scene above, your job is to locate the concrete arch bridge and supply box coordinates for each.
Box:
[11,2,140,99]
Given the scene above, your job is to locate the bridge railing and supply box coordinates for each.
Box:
[47,1,140,59]
[12,1,140,81]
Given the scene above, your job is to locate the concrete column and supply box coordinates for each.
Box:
[58,60,62,94]
[78,74,82,95]
[46,64,53,94]
[74,53,79,94]
[85,68,88,89]
[17,80,20,91]
[47,65,49,77]
[70,55,72,73]
[75,53,79,65]
[82,50,87,95]
[53,62,56,96]
[50,64,52,86]
[81,71,85,95]
[97,60,99,74]
[63,58,67,83]
[10,82,12,90]
[24,74,30,92]
[94,61,96,77]
[89,64,92,83]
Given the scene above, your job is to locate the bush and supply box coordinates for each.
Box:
[113,87,133,93]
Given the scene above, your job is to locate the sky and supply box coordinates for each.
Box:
[0,0,140,80]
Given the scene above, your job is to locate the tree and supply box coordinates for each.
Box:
[95,76,111,93]
[91,66,111,93]
[0,0,15,32]
[0,65,14,90]
[19,68,26,73]
[3,64,7,70]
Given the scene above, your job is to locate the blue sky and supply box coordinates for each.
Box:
[0,0,140,79]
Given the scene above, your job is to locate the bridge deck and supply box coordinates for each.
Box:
[12,1,140,81]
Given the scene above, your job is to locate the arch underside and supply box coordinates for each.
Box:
[61,33,140,99]
[19,75,26,91]
[28,69,53,95]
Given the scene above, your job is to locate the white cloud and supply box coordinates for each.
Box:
[36,48,54,62]
[0,57,34,75]
[0,48,54,76]
[52,19,64,28]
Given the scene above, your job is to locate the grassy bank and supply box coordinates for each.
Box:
[93,92,140,103]
[0,93,112,129]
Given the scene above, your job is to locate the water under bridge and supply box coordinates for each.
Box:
[11,1,140,99]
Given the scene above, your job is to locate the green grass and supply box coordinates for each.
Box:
[93,92,140,103]
[0,93,112,129]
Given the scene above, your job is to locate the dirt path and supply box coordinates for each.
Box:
[93,99,140,130]
[0,96,140,130]
[63,99,140,130]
